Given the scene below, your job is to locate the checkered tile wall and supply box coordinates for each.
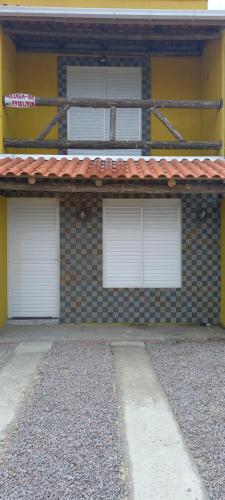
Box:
[60,193,221,325]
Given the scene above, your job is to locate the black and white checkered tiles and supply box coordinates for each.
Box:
[60,193,220,324]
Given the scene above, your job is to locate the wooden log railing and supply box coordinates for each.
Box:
[22,97,223,109]
[4,139,222,151]
[3,96,223,151]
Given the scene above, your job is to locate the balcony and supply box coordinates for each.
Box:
[4,95,222,153]
[0,8,225,156]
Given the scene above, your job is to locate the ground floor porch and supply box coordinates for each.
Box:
[0,191,222,325]
[1,155,225,327]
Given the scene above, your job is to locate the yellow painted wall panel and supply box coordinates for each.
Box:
[151,57,202,156]
[201,39,223,154]
[2,34,16,148]
[0,1,208,9]
[0,198,7,327]
[15,53,58,154]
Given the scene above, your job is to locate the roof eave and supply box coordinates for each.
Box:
[0,6,225,25]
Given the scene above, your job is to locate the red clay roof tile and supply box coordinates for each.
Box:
[0,156,225,180]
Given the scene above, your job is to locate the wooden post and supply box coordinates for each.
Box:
[151,108,184,141]
[109,107,116,142]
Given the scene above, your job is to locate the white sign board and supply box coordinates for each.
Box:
[4,93,35,108]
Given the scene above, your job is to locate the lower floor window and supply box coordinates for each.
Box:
[103,199,182,288]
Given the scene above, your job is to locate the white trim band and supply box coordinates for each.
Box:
[0,6,225,22]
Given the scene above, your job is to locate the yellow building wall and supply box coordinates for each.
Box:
[12,54,204,158]
[0,31,16,153]
[0,1,208,9]
[0,198,7,327]
[220,35,225,326]
[14,53,58,154]
[151,57,202,156]
[201,39,224,155]
[0,33,14,326]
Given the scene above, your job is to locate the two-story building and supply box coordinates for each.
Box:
[1,0,225,327]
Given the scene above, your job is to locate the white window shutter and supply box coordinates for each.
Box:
[103,200,142,287]
[143,200,182,288]
[67,65,142,156]
[67,66,106,156]
[103,199,181,288]
[105,67,142,156]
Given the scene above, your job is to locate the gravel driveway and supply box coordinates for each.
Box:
[148,341,225,500]
[0,342,127,500]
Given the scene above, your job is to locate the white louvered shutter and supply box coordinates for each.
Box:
[105,67,142,156]
[8,199,59,318]
[143,200,181,288]
[103,199,181,288]
[103,200,142,287]
[67,66,142,156]
[67,66,106,156]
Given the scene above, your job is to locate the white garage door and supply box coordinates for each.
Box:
[8,198,59,318]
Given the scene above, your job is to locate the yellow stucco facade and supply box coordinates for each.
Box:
[0,1,208,9]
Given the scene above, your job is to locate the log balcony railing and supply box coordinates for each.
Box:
[3,96,223,151]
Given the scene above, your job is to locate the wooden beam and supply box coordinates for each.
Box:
[4,138,222,150]
[37,105,70,140]
[4,97,221,110]
[4,27,220,41]
[0,180,224,194]
[109,107,116,142]
[34,97,223,110]
[151,108,184,141]
[16,44,203,57]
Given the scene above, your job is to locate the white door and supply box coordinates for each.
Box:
[67,65,142,156]
[8,198,59,318]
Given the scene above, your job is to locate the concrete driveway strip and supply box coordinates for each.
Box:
[0,341,52,440]
[112,342,208,500]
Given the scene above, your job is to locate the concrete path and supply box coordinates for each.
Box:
[0,341,52,441]
[0,323,224,343]
[113,342,208,500]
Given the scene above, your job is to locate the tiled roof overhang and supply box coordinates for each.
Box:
[0,157,225,181]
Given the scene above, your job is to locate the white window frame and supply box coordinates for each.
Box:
[103,198,182,288]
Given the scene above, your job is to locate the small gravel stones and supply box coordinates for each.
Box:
[147,341,225,500]
[0,342,127,499]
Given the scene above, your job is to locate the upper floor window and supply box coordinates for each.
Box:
[67,65,142,156]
